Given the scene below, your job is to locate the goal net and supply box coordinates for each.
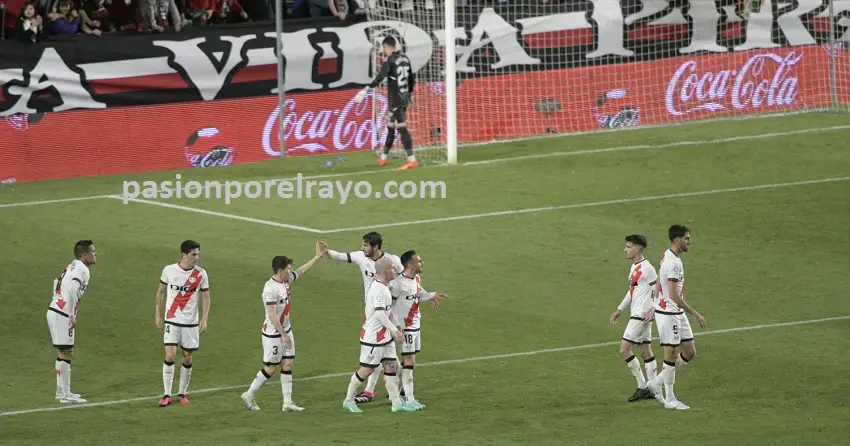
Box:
[365,0,850,165]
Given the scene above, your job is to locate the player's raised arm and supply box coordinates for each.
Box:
[294,242,326,278]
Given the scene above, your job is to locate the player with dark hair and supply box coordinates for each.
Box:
[645,225,706,410]
[155,240,211,407]
[47,240,97,403]
[240,243,326,412]
[354,35,418,170]
[320,232,405,403]
[610,235,661,403]
[390,250,449,410]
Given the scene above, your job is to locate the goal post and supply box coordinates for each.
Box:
[362,0,849,166]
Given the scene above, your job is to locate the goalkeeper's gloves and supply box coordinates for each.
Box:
[354,87,369,104]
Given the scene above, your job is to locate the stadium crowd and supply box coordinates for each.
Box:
[0,0,375,41]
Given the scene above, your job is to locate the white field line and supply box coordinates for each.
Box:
[2,123,850,210]
[0,195,114,209]
[322,176,850,233]
[461,124,850,166]
[109,196,324,234]
[0,315,847,418]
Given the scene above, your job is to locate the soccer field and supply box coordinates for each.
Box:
[1,114,849,445]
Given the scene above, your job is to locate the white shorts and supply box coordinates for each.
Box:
[262,330,295,364]
[622,317,652,345]
[47,309,74,348]
[401,330,421,356]
[359,342,397,368]
[655,312,693,347]
[163,323,200,350]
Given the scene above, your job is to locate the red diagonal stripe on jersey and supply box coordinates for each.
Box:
[376,327,387,342]
[166,268,202,319]
[404,301,420,328]
[629,264,643,297]
[57,299,66,309]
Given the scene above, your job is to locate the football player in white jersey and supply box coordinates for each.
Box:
[240,243,326,412]
[155,240,211,407]
[342,258,416,413]
[321,232,405,403]
[645,225,706,410]
[609,235,661,403]
[47,240,97,403]
[391,250,449,410]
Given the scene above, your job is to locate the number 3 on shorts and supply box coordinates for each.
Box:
[272,345,278,356]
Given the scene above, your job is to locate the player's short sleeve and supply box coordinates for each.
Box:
[159,266,169,285]
[262,282,277,304]
[370,286,391,309]
[348,251,367,266]
[289,271,299,283]
[200,269,210,291]
[645,264,658,284]
[665,261,682,282]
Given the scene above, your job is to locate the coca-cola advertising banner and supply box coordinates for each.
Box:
[1,43,847,182]
[1,0,847,115]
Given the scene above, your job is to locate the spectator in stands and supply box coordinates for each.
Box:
[287,0,343,19]
[213,0,247,23]
[16,2,45,42]
[76,0,110,32]
[47,0,82,34]
[185,0,213,24]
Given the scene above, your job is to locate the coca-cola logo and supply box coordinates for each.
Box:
[187,147,234,168]
[665,52,803,117]
[262,92,390,156]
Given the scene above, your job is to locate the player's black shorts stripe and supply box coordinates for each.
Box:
[403,328,420,332]
[360,340,393,348]
[629,316,647,321]
[53,344,74,349]
[48,307,69,318]
[282,355,295,360]
[655,310,684,316]
[401,351,420,356]
[360,362,379,368]
[164,321,199,328]
[680,338,694,343]
[660,342,680,347]
[164,343,179,347]
[622,337,642,345]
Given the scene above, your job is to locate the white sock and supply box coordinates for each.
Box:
[281,371,293,405]
[163,361,175,396]
[626,355,647,388]
[675,352,690,368]
[402,366,415,401]
[346,372,365,402]
[384,373,402,407]
[365,367,380,393]
[396,359,404,394]
[661,361,677,402]
[178,362,192,396]
[407,155,416,162]
[56,359,70,395]
[644,356,658,383]
[380,153,388,160]
[247,369,269,394]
